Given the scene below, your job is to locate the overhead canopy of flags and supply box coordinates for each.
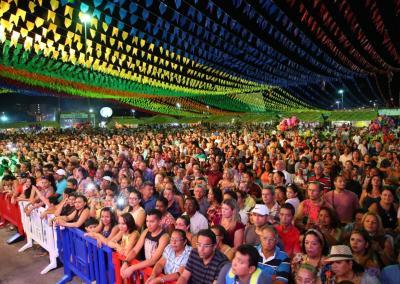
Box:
[0,0,398,116]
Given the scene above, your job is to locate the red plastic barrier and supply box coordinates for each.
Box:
[0,193,24,235]
[112,252,176,284]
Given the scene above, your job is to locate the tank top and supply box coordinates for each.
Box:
[144,229,165,260]
[362,195,380,210]
[71,208,87,230]
[376,203,397,229]
[302,200,322,224]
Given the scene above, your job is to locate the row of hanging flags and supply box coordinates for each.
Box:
[0,0,397,114]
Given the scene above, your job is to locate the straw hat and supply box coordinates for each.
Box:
[325,245,353,262]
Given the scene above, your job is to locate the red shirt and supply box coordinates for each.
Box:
[206,171,223,188]
[275,224,301,258]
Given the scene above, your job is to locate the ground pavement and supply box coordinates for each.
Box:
[0,227,63,284]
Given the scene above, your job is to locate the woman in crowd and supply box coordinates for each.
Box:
[107,213,140,257]
[211,225,234,261]
[206,187,223,225]
[146,229,192,284]
[315,207,343,246]
[175,215,194,246]
[285,183,301,212]
[54,195,90,230]
[349,229,382,273]
[359,175,382,209]
[124,190,146,229]
[292,229,329,276]
[361,212,395,265]
[324,245,380,283]
[219,198,244,249]
[368,187,398,231]
[85,207,119,246]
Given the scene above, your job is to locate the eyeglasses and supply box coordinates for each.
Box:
[196,242,213,248]
[261,237,276,243]
[295,276,315,284]
[170,238,184,243]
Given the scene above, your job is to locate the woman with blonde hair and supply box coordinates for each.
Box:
[361,212,394,265]
[219,198,244,249]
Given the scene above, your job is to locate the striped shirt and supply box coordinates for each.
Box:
[185,249,228,284]
[163,244,192,274]
[256,245,291,283]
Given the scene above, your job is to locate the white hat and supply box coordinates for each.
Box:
[102,176,113,182]
[251,204,268,216]
[325,245,353,262]
[55,169,66,176]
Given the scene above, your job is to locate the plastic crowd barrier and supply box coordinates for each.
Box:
[0,192,24,243]
[18,201,58,274]
[112,252,176,284]
[56,227,115,284]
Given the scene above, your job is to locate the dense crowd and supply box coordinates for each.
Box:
[0,124,399,284]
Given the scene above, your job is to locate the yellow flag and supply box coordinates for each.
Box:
[76,41,82,51]
[102,22,108,32]
[10,31,20,47]
[126,44,131,53]
[9,14,19,26]
[35,17,44,28]
[48,23,57,34]
[122,31,128,41]
[112,27,118,37]
[75,23,82,34]
[24,36,33,50]
[47,10,56,23]
[90,28,96,38]
[64,18,72,28]
[100,33,106,43]
[50,0,59,11]
[20,28,28,38]
[109,37,115,46]
[64,5,73,18]
[117,40,123,50]
[16,8,26,22]
[0,2,10,18]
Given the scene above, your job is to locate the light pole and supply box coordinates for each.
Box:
[335,100,340,110]
[338,89,344,109]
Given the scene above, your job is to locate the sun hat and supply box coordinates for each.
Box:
[325,245,353,262]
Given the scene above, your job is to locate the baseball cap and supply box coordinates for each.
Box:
[103,176,113,182]
[55,169,66,176]
[251,204,268,216]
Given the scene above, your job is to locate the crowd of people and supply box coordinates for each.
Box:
[0,123,399,284]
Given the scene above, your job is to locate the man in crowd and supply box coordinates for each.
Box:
[244,204,269,246]
[120,209,170,279]
[275,204,301,258]
[177,229,228,284]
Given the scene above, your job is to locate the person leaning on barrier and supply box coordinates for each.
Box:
[120,209,169,279]
[146,229,192,284]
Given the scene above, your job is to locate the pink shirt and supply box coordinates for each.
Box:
[324,190,359,223]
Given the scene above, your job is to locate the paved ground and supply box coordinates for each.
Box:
[0,226,63,284]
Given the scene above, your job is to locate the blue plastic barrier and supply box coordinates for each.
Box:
[56,227,115,284]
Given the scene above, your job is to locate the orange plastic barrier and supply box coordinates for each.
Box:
[0,192,24,235]
[112,252,176,284]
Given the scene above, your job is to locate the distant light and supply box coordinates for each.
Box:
[232,118,235,123]
[335,100,340,104]
[338,89,344,94]
[89,108,93,113]
[131,109,136,114]
[206,105,210,109]
[100,107,113,118]
[0,114,8,122]
[100,121,107,128]
[81,14,92,23]
[176,103,181,108]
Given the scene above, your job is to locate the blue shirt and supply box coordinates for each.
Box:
[256,245,291,283]
[56,178,67,202]
[141,195,157,213]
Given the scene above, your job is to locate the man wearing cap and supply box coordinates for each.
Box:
[244,204,269,246]
[54,169,67,202]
